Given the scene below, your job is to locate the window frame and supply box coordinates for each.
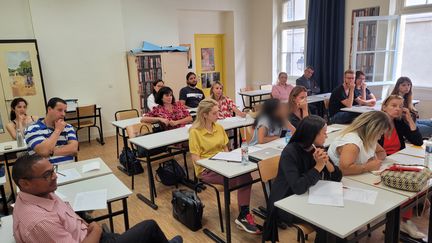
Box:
[398,0,432,15]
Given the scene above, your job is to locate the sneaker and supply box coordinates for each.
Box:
[169,235,183,243]
[235,213,262,234]
[400,220,426,239]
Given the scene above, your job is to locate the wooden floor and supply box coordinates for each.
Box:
[3,136,429,242]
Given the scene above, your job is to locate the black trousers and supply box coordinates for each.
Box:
[100,220,169,243]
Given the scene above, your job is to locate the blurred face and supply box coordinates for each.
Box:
[398,81,411,95]
[47,102,66,121]
[162,92,173,105]
[154,81,164,93]
[212,84,223,99]
[14,101,27,116]
[278,73,288,84]
[355,74,365,86]
[187,74,197,87]
[275,103,287,118]
[344,73,355,87]
[19,158,58,196]
[204,105,219,123]
[313,125,328,147]
[294,91,308,106]
[304,68,314,79]
[383,98,403,119]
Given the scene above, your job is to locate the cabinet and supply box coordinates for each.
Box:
[127,52,188,114]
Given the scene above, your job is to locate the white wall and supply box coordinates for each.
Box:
[0,0,34,39]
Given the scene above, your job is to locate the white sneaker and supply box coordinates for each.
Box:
[400,220,426,239]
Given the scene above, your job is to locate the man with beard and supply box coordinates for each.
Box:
[179,72,205,108]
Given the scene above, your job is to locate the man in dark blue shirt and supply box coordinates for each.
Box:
[296,66,320,95]
[329,70,360,124]
[179,72,204,108]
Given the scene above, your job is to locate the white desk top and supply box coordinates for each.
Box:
[0,215,15,243]
[196,158,258,178]
[57,157,112,186]
[307,93,331,104]
[398,144,425,158]
[274,178,407,239]
[129,116,254,150]
[341,105,381,114]
[111,117,141,129]
[0,176,5,186]
[238,89,272,96]
[56,174,132,203]
[0,141,27,156]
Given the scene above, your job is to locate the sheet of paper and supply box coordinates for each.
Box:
[82,161,101,173]
[343,187,378,205]
[308,180,344,207]
[388,153,425,166]
[399,145,425,158]
[326,126,342,134]
[56,168,82,184]
[72,189,107,211]
[55,191,69,201]
[222,116,247,123]
[211,151,242,162]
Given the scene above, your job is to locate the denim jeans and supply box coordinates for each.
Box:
[330,111,359,124]
[417,119,432,139]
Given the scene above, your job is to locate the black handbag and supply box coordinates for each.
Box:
[171,184,204,231]
[119,147,144,176]
[156,159,186,186]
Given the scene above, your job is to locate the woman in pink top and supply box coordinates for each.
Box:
[271,72,294,102]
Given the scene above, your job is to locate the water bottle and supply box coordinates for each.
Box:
[425,138,432,167]
[285,129,292,144]
[16,128,25,147]
[241,138,249,166]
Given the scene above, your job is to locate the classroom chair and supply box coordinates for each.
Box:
[114,109,139,158]
[71,104,102,144]
[197,178,225,233]
[260,84,273,91]
[257,156,314,243]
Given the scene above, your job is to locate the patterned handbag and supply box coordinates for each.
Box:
[380,164,432,192]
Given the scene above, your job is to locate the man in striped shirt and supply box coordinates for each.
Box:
[12,153,183,243]
[24,97,78,164]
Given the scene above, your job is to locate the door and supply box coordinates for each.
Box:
[194,34,225,97]
[0,40,47,141]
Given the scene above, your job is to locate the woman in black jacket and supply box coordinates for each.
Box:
[263,115,343,243]
[379,95,423,155]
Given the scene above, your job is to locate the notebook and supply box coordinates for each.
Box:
[248,147,281,163]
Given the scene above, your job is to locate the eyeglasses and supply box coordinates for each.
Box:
[24,165,58,181]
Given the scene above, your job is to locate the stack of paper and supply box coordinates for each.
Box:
[343,187,378,205]
[72,189,107,211]
[211,152,242,162]
[389,152,425,164]
[399,145,425,158]
[82,161,101,173]
[308,180,344,207]
[57,168,82,184]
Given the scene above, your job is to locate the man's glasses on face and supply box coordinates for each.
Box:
[24,165,59,181]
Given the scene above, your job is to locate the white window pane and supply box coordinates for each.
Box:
[281,53,288,73]
[355,53,375,81]
[375,19,398,51]
[281,27,305,76]
[281,29,294,52]
[292,53,305,76]
[282,0,294,22]
[282,0,306,22]
[293,28,305,52]
[405,0,427,6]
[294,0,306,20]
[373,52,396,82]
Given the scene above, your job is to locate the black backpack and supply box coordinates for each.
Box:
[119,147,144,176]
[156,159,186,186]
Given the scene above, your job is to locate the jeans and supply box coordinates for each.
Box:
[100,220,170,243]
[417,119,432,139]
[330,111,359,124]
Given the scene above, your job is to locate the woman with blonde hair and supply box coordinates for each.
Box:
[188,99,261,235]
[210,81,246,119]
[328,111,391,175]
[287,86,309,128]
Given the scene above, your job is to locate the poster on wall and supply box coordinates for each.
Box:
[180,44,192,69]
[6,51,36,97]
[201,48,215,71]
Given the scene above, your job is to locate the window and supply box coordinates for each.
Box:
[278,0,307,80]
[405,0,432,7]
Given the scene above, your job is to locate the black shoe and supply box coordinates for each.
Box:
[169,235,183,243]
[235,213,262,234]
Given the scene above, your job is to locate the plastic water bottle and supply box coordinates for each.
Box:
[241,138,249,166]
[285,129,292,144]
[16,128,25,147]
[425,138,432,167]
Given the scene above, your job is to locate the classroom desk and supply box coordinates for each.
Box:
[57,157,112,186]
[238,90,272,110]
[56,174,132,233]
[0,141,28,202]
[0,176,7,215]
[65,105,104,145]
[128,116,255,210]
[341,99,420,114]
[274,178,407,243]
[307,92,331,104]
[0,215,14,243]
[196,158,261,243]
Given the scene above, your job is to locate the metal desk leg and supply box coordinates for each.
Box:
[428,198,432,243]
[122,198,129,230]
[233,128,239,149]
[96,108,105,145]
[240,94,248,112]
[385,206,400,243]
[108,202,114,232]
[0,184,8,215]
[5,155,15,202]
[224,177,231,243]
[117,129,135,190]
[136,150,158,210]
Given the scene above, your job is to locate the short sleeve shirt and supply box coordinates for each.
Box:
[329,85,353,117]
[353,87,372,106]
[179,86,205,108]
[217,97,236,119]
[249,116,283,146]
[24,118,77,164]
[328,132,377,166]
[145,101,191,129]
[189,123,228,177]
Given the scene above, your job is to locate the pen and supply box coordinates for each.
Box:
[57,171,66,176]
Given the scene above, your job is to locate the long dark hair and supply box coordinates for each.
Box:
[253,98,283,133]
[391,77,415,112]
[152,80,164,96]
[155,86,175,106]
[10,98,28,121]
[289,115,326,148]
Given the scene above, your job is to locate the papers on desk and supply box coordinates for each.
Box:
[326,126,342,134]
[343,187,378,205]
[388,153,425,166]
[56,168,82,184]
[82,161,101,173]
[222,116,247,123]
[72,189,107,211]
[308,180,344,207]
[399,145,425,158]
[211,152,242,162]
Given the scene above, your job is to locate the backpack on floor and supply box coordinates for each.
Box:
[119,147,144,176]
[172,184,204,231]
[156,159,186,186]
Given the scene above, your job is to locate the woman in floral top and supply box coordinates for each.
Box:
[141,86,193,130]
[210,81,246,119]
